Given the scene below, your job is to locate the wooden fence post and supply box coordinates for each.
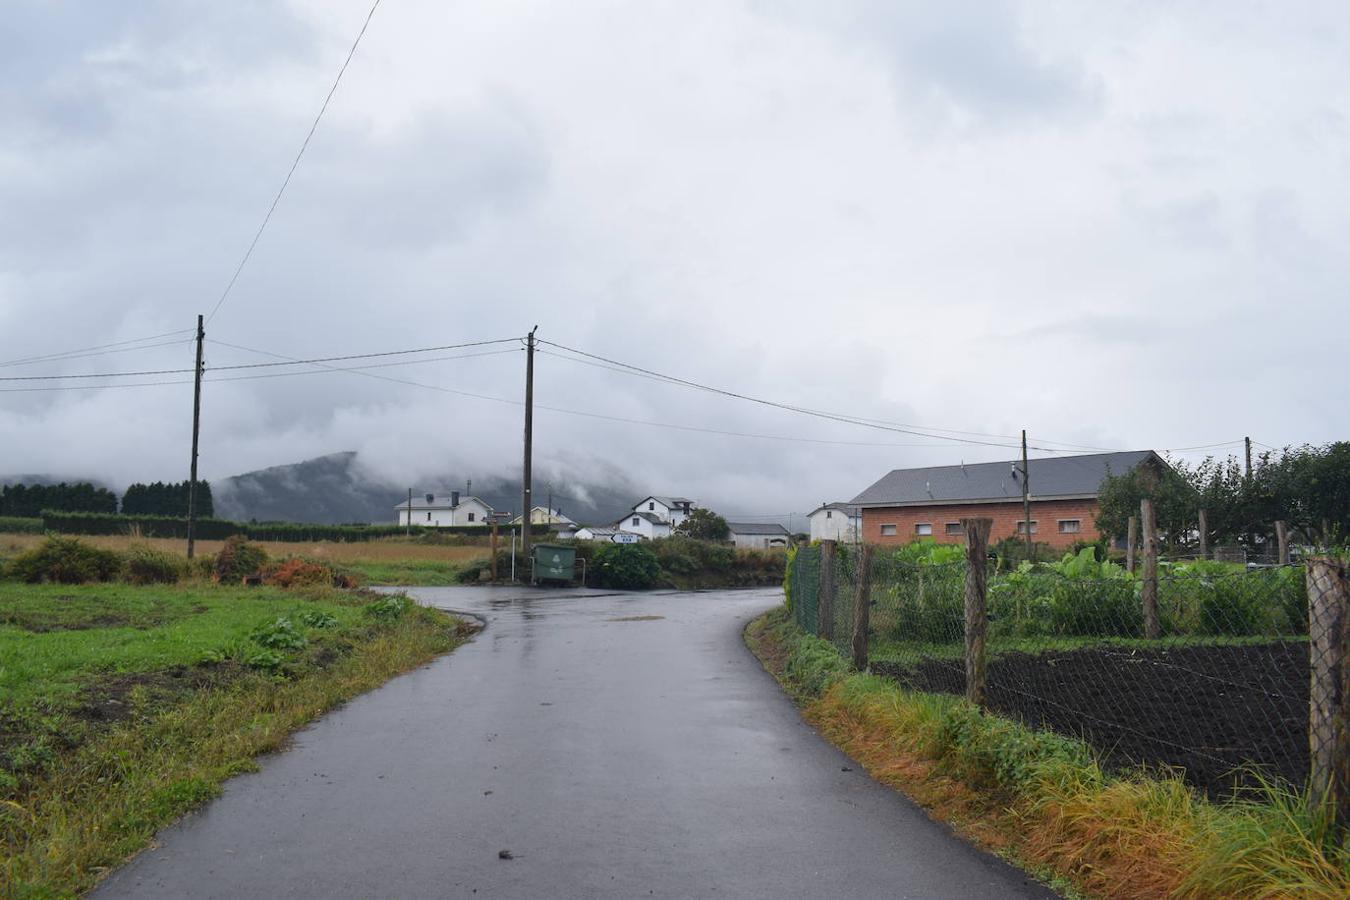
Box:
[1307,557,1349,833]
[1198,509,1209,560]
[1141,498,1161,639]
[962,518,993,708]
[1276,520,1291,565]
[851,544,874,671]
[1126,515,1137,574]
[819,540,837,641]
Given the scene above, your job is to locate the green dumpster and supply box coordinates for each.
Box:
[532,543,576,584]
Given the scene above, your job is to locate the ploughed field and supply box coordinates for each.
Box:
[873,641,1308,798]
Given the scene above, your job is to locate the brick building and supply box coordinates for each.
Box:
[850,450,1165,549]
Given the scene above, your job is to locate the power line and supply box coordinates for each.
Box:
[0,338,520,381]
[205,0,384,325]
[0,331,194,369]
[537,339,1096,453]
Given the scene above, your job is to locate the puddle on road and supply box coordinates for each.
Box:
[607,615,665,622]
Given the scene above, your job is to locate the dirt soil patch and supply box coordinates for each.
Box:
[874,641,1308,798]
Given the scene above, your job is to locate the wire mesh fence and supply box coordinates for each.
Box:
[792,540,1326,799]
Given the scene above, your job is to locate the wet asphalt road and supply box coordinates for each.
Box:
[95,587,1055,899]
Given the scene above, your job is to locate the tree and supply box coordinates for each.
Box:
[121,480,213,517]
[0,482,117,517]
[674,508,730,541]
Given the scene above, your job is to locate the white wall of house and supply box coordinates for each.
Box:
[633,496,695,528]
[809,508,860,542]
[618,514,671,540]
[729,531,790,550]
[396,496,493,527]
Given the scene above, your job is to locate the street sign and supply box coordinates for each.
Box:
[611,533,641,544]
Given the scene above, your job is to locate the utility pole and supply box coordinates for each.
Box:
[1245,436,1253,481]
[185,315,205,560]
[1021,429,1032,562]
[406,487,412,536]
[520,326,537,578]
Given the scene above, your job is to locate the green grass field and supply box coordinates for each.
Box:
[0,580,471,895]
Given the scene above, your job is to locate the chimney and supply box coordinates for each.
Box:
[451,490,460,507]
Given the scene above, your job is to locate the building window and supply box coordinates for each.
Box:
[633,517,640,526]
[1058,519,1081,534]
[915,523,932,536]
[1016,520,1038,534]
[648,502,655,511]
[826,510,833,519]
[945,522,963,535]
[468,512,476,523]
[880,524,897,536]
[426,512,432,522]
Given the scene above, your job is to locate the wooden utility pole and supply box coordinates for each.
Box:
[1126,515,1138,574]
[851,544,874,671]
[520,326,537,578]
[490,515,499,581]
[405,487,412,536]
[1306,557,1349,834]
[1276,520,1291,565]
[1198,509,1209,560]
[819,540,837,641]
[962,518,993,708]
[1021,430,1033,562]
[1141,498,1161,639]
[1245,436,1254,481]
[185,315,205,559]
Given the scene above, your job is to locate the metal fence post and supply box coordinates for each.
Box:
[1307,556,1349,832]
[1140,498,1161,639]
[851,544,874,671]
[820,540,837,641]
[962,518,993,708]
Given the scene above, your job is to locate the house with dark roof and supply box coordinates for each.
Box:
[394,490,494,528]
[726,521,791,550]
[616,495,698,539]
[850,450,1166,549]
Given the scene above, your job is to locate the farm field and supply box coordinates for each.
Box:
[0,532,483,585]
[0,580,471,895]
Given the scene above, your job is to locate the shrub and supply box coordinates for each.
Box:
[262,557,359,589]
[5,536,123,584]
[1048,577,1142,637]
[0,516,43,534]
[592,543,660,590]
[364,595,410,621]
[251,617,307,650]
[124,544,183,585]
[214,536,268,584]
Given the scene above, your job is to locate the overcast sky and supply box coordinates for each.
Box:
[2,0,1347,517]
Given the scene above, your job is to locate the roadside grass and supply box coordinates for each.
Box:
[746,607,1350,900]
[0,581,472,896]
[0,532,481,585]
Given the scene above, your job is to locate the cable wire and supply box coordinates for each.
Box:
[0,331,194,369]
[205,0,384,325]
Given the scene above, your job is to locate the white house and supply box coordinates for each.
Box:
[617,510,673,540]
[629,496,696,529]
[572,525,618,541]
[394,491,494,528]
[726,522,792,550]
[808,503,862,542]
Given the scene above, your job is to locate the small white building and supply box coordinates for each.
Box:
[808,503,862,542]
[630,496,696,529]
[573,525,619,541]
[618,510,673,540]
[394,491,494,528]
[726,522,791,550]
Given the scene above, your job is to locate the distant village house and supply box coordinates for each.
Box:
[808,503,861,542]
[726,522,791,549]
[850,450,1165,550]
[394,491,493,527]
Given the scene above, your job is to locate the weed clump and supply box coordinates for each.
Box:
[5,536,123,584]
[262,557,360,589]
[124,543,184,584]
[214,535,268,584]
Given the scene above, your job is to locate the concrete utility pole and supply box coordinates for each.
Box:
[186,315,205,559]
[1021,429,1032,562]
[520,326,538,578]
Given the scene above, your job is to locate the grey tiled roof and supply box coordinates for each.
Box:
[809,502,861,517]
[850,451,1163,507]
[726,522,791,535]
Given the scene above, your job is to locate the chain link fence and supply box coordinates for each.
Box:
[790,539,1340,800]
